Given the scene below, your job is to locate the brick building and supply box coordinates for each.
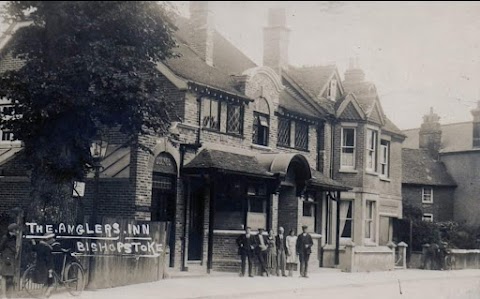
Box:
[0,2,405,273]
[403,105,480,227]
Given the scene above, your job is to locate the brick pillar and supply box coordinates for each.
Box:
[173,177,186,269]
[278,187,300,234]
[271,192,279,233]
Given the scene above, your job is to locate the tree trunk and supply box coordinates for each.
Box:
[27,170,76,224]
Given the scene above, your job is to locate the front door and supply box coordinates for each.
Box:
[151,173,176,267]
[188,181,204,261]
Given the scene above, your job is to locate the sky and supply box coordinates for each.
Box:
[2,1,480,129]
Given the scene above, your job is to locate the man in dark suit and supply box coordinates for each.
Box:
[255,228,269,277]
[296,225,314,278]
[236,227,255,277]
[275,226,287,277]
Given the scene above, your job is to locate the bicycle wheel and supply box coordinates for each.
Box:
[22,266,58,299]
[64,262,85,296]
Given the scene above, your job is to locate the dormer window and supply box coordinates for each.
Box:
[327,79,337,101]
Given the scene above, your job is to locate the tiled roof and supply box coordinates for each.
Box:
[403,122,474,153]
[184,148,273,178]
[162,15,257,95]
[284,65,336,114]
[285,65,335,98]
[0,147,27,176]
[279,88,318,118]
[309,168,351,191]
[402,148,457,186]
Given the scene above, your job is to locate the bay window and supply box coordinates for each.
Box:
[365,200,376,242]
[366,129,378,172]
[380,140,390,177]
[340,200,353,239]
[341,128,356,169]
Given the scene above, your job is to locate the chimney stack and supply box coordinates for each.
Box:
[419,107,442,156]
[189,1,214,66]
[263,7,290,75]
[344,56,365,83]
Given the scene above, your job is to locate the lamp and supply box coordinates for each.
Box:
[90,139,108,160]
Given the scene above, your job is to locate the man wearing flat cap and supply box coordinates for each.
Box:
[296,225,313,278]
[0,223,20,298]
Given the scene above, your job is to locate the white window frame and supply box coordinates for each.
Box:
[366,129,378,172]
[341,127,356,170]
[380,139,390,178]
[422,213,433,222]
[340,200,354,242]
[364,200,376,243]
[422,187,433,204]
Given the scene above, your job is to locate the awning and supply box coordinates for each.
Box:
[308,168,351,191]
[183,148,274,179]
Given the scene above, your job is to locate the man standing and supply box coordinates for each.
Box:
[275,226,287,277]
[296,225,313,278]
[236,227,255,277]
[255,228,269,277]
[0,223,20,298]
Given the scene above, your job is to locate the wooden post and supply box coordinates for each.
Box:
[13,208,24,292]
[334,191,341,266]
[207,174,215,274]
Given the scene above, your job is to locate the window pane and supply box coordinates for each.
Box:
[341,149,354,167]
[343,128,355,146]
[202,99,220,130]
[253,113,269,146]
[249,198,266,213]
[295,121,309,150]
[227,104,242,134]
[277,118,291,147]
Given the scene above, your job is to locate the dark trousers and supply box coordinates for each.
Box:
[240,253,253,276]
[299,254,310,277]
[257,250,268,274]
[276,250,286,276]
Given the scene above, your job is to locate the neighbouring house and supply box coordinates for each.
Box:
[0,2,405,274]
[403,105,480,227]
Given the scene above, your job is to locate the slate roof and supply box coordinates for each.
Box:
[403,122,475,153]
[309,168,351,191]
[183,148,273,178]
[402,148,457,186]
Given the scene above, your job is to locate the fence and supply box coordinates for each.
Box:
[83,217,170,289]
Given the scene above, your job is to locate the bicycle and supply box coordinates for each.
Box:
[444,249,456,270]
[21,249,85,298]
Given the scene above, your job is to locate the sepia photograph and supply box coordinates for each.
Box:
[0,1,479,298]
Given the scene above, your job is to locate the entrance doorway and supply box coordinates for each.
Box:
[151,153,177,267]
[188,180,204,261]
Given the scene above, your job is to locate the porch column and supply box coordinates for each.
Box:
[335,191,341,266]
[207,174,216,273]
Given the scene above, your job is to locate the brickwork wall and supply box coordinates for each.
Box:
[402,185,455,222]
[0,177,30,213]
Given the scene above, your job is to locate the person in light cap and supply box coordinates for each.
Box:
[0,223,20,298]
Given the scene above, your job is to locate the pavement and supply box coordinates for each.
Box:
[32,269,480,299]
